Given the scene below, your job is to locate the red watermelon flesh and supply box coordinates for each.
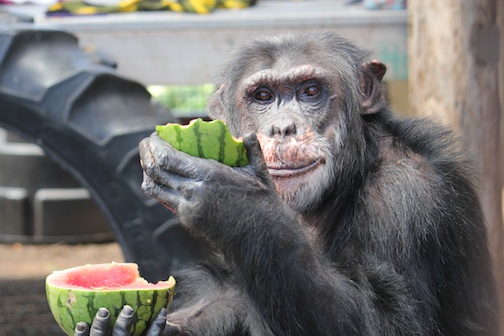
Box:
[49,263,168,290]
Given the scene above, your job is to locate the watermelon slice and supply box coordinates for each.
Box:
[156,118,249,167]
[46,263,175,336]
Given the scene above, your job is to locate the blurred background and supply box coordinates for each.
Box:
[0,0,502,335]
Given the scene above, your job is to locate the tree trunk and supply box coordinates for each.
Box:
[408,0,504,334]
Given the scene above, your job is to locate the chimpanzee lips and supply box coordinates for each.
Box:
[266,157,325,200]
[256,132,325,181]
[267,159,323,178]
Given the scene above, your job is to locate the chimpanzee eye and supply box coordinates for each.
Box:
[302,85,320,98]
[305,85,319,96]
[299,82,322,101]
[253,88,274,103]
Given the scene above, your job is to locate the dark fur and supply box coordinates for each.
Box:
[142,32,499,336]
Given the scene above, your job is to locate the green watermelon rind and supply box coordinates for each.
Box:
[156,118,249,167]
[46,264,175,336]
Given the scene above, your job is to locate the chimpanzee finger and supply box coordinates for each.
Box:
[89,308,111,336]
[139,136,154,169]
[74,322,90,336]
[139,135,175,177]
[142,133,184,173]
[242,133,265,168]
[142,173,182,212]
[142,151,192,192]
[145,308,167,336]
[140,133,208,179]
[112,305,134,336]
[139,136,173,179]
[242,133,273,184]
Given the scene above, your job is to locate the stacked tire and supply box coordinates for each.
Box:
[0,27,210,281]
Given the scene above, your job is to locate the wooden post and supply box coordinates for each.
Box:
[408,0,504,333]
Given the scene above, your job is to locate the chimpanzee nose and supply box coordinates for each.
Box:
[270,115,298,139]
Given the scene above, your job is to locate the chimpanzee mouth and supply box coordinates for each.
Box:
[267,158,323,178]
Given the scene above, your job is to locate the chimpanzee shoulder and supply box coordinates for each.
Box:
[355,113,484,259]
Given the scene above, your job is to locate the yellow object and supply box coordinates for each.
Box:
[46,0,255,16]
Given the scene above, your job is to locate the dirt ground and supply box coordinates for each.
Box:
[0,242,124,335]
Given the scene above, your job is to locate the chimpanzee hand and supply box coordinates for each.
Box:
[139,132,280,245]
[73,306,167,336]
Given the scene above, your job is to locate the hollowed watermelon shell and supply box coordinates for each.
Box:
[156,118,249,167]
[45,263,175,336]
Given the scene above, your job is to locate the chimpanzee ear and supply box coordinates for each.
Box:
[207,83,226,120]
[359,60,387,115]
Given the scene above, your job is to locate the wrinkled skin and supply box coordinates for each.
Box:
[76,32,499,336]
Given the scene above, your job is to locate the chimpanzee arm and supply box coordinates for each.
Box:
[139,133,394,335]
[140,129,498,336]
[159,255,278,336]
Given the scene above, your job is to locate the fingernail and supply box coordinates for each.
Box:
[75,322,86,332]
[123,305,134,316]
[98,308,109,318]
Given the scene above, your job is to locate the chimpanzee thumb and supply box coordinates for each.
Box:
[243,133,272,185]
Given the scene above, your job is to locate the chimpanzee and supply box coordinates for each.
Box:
[75,32,499,335]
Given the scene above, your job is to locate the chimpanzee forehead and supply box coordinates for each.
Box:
[239,64,333,93]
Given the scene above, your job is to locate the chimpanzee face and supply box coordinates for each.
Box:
[208,34,380,213]
[233,60,342,213]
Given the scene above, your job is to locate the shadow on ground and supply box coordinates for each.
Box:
[0,278,65,335]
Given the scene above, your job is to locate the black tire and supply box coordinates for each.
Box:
[0,27,210,281]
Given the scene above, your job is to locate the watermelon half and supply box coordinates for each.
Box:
[46,263,175,336]
[156,118,249,167]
